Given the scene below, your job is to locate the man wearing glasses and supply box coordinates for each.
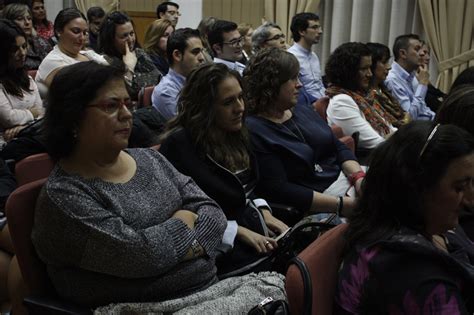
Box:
[156,1,180,27]
[208,20,246,75]
[288,12,325,101]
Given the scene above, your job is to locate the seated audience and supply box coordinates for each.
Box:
[251,22,286,52]
[366,42,410,128]
[244,48,364,222]
[152,28,205,120]
[31,0,53,42]
[143,18,174,76]
[99,11,160,101]
[2,3,52,70]
[32,61,227,307]
[326,42,397,150]
[0,20,43,146]
[435,85,474,241]
[160,63,288,275]
[335,121,474,314]
[36,8,106,97]
[86,6,105,52]
[156,1,179,27]
[208,20,245,74]
[385,34,435,120]
[237,22,253,62]
[288,13,325,100]
[197,16,217,63]
[420,40,446,112]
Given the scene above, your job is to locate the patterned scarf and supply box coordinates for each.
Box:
[367,87,409,128]
[326,86,392,137]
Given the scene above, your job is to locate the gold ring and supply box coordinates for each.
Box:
[265,241,270,246]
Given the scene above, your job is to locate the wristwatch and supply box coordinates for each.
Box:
[190,239,202,257]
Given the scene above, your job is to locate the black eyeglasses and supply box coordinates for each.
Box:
[265,34,285,42]
[88,99,136,114]
[223,36,244,48]
[419,123,440,160]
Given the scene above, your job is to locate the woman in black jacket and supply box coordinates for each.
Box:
[160,63,288,276]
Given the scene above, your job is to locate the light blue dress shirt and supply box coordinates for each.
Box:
[288,43,325,100]
[385,62,434,121]
[152,69,186,120]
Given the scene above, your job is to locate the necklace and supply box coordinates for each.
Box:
[281,116,306,144]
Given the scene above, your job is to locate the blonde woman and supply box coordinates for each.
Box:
[143,19,174,76]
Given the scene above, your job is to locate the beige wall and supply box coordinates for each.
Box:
[119,0,162,12]
[203,0,264,27]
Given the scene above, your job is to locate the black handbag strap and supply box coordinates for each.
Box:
[289,256,312,315]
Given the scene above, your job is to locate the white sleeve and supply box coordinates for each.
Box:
[0,86,34,128]
[222,220,238,248]
[327,94,384,150]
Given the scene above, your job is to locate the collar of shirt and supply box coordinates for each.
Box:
[291,42,313,56]
[392,61,415,83]
[214,57,245,72]
[167,68,186,85]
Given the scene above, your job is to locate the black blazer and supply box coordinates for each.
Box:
[160,128,264,228]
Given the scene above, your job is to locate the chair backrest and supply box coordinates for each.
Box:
[285,223,348,315]
[6,178,53,294]
[15,153,55,187]
[27,70,37,80]
[138,86,155,108]
[313,96,330,122]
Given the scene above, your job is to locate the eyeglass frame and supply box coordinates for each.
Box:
[265,33,286,42]
[222,36,245,48]
[87,99,136,114]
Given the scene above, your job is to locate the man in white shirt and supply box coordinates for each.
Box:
[288,12,325,100]
[208,20,245,75]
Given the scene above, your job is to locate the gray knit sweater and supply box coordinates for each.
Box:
[32,148,227,307]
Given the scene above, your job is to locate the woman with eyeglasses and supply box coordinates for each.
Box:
[1,3,52,70]
[99,11,160,101]
[335,121,474,314]
[143,18,174,76]
[251,22,286,52]
[244,48,365,225]
[35,8,107,97]
[32,61,227,307]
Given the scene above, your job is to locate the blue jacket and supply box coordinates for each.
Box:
[246,104,356,213]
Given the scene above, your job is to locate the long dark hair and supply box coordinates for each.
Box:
[98,11,139,58]
[162,63,250,171]
[0,19,31,97]
[346,121,474,248]
[31,0,50,27]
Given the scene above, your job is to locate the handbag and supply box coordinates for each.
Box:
[271,214,338,274]
[248,297,289,315]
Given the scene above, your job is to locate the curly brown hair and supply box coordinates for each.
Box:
[325,42,371,91]
[243,47,299,114]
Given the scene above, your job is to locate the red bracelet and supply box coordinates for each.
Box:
[349,171,365,186]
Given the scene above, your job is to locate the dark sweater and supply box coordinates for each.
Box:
[32,148,226,307]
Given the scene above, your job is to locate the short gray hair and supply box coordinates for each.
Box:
[251,22,281,52]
